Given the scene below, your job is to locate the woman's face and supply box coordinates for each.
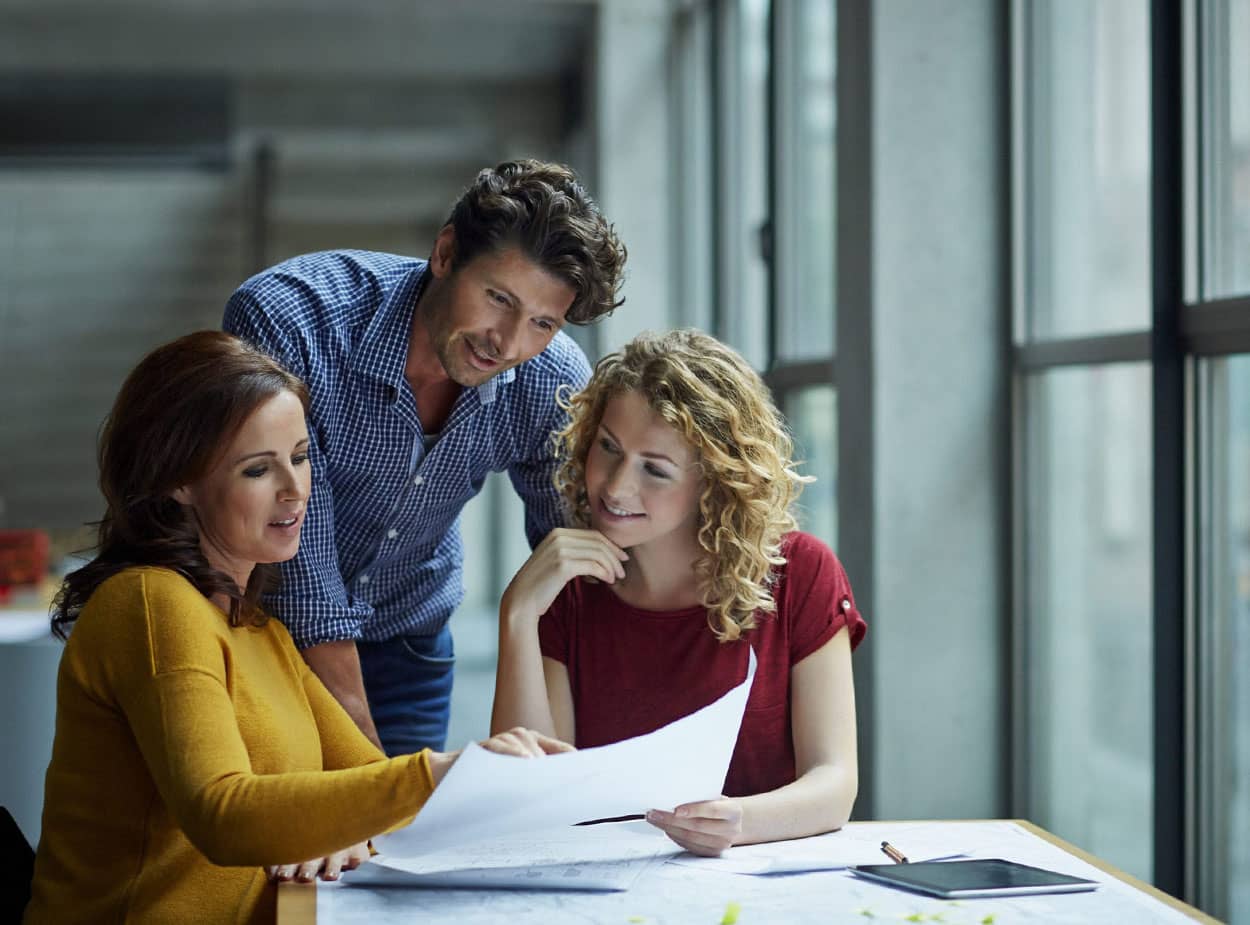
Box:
[583,389,703,551]
[174,390,311,588]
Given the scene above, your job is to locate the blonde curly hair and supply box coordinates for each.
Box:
[552,329,813,642]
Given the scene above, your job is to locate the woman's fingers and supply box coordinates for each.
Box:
[645,800,743,857]
[479,726,576,757]
[320,852,344,881]
[645,814,735,856]
[527,729,576,754]
[545,530,629,581]
[270,840,373,884]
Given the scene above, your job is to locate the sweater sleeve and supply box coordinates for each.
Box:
[300,657,389,771]
[108,571,434,866]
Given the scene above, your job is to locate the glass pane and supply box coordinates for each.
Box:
[1025,0,1151,339]
[1206,356,1250,921]
[784,385,837,550]
[1024,364,1153,881]
[721,0,771,369]
[776,0,835,361]
[1202,0,1250,298]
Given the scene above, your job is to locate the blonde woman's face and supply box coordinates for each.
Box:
[584,389,703,550]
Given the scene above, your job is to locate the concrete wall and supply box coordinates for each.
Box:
[839,0,1010,820]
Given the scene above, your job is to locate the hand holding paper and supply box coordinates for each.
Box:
[645,797,744,856]
[374,649,757,859]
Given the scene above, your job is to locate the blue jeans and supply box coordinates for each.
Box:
[357,625,455,757]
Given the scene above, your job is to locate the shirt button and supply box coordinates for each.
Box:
[413,475,424,487]
[841,598,851,612]
[386,528,398,539]
[359,575,370,585]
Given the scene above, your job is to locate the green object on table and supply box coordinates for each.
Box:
[719,900,741,924]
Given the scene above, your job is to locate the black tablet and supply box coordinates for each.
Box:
[849,858,1099,899]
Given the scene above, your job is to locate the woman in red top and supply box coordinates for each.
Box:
[492,329,866,856]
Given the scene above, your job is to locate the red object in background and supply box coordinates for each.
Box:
[0,530,50,587]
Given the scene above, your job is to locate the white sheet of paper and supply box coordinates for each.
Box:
[346,821,680,891]
[374,649,757,858]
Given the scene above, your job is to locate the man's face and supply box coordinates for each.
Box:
[420,228,576,388]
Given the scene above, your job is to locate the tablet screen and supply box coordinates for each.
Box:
[850,858,1099,899]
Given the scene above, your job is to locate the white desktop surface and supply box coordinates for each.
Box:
[282,820,1218,924]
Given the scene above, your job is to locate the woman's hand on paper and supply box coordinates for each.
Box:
[478,726,575,759]
[266,840,370,883]
[500,528,628,625]
[646,798,744,856]
[428,727,575,785]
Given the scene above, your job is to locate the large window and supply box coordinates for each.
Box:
[764,0,838,551]
[1014,0,1155,882]
[1018,0,1250,916]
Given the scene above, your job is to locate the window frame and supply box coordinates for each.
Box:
[1011,0,1250,911]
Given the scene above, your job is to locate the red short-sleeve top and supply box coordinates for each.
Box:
[538,531,866,798]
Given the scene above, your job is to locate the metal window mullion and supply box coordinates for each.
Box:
[1181,296,1250,356]
[834,0,874,823]
[1015,331,1153,370]
[1008,0,1032,819]
[764,358,836,395]
[1149,0,1186,898]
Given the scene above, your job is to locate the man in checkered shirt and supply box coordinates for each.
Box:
[223,160,626,756]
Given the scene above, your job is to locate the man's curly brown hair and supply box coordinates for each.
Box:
[443,159,626,324]
[552,329,814,642]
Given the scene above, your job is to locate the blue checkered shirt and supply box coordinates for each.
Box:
[223,250,590,647]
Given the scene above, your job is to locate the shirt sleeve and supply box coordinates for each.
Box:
[224,286,373,646]
[507,340,592,547]
[110,572,434,867]
[781,533,868,665]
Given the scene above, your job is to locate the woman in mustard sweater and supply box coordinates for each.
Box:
[24,331,567,925]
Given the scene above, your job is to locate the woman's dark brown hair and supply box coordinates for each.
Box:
[51,331,309,639]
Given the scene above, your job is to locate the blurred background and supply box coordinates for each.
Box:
[0,0,1247,920]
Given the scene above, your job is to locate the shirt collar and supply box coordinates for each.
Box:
[351,260,429,385]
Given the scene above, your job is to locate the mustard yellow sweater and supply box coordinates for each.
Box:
[24,566,435,924]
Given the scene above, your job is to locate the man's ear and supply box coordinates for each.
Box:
[429,225,456,278]
[171,486,193,505]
